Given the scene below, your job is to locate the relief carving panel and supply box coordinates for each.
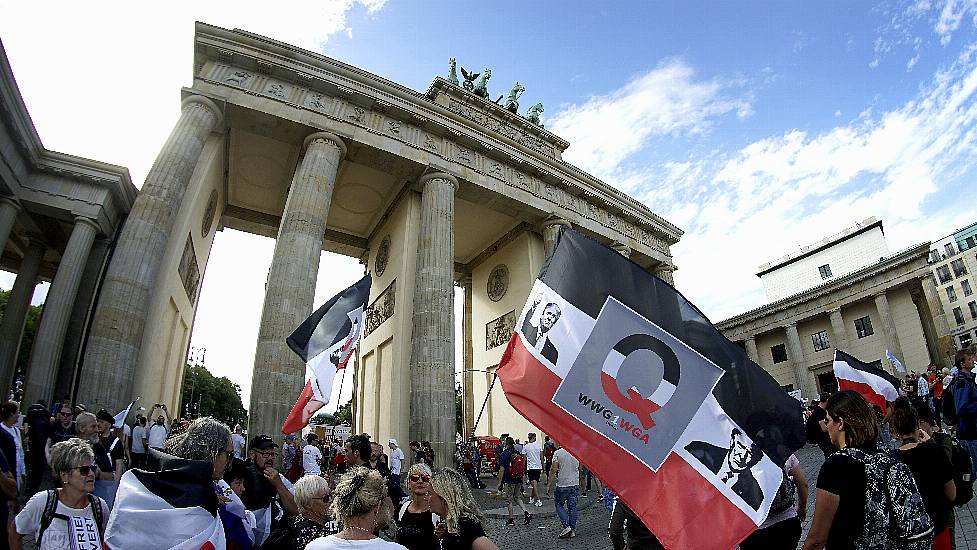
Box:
[364,280,396,337]
[486,310,516,350]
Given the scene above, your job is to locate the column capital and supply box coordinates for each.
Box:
[456,275,473,288]
[785,321,798,329]
[181,95,223,127]
[610,242,632,257]
[0,196,22,213]
[418,172,459,191]
[746,335,757,342]
[304,131,347,159]
[358,248,370,267]
[539,216,571,232]
[873,291,889,300]
[73,216,101,234]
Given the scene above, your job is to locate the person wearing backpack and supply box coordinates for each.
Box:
[803,390,933,550]
[10,438,109,550]
[891,397,955,550]
[498,437,532,526]
[739,452,809,549]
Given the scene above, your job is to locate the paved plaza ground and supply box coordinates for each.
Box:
[473,443,977,549]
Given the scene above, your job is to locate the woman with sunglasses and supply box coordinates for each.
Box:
[429,468,498,550]
[280,474,338,549]
[395,463,438,549]
[306,466,406,549]
[11,438,110,549]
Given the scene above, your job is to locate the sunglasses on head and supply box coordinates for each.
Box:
[73,464,97,476]
[409,474,430,482]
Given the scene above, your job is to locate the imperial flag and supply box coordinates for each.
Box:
[281,274,371,434]
[497,227,805,550]
[834,349,900,411]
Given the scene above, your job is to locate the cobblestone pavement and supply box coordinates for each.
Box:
[470,444,977,549]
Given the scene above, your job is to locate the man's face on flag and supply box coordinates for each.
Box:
[540,303,561,332]
[727,430,755,473]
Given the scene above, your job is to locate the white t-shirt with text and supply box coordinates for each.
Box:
[553,448,580,488]
[523,441,542,470]
[307,535,407,549]
[15,490,110,550]
[304,445,323,475]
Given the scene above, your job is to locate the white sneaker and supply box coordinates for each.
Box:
[558,527,572,539]
[569,529,577,538]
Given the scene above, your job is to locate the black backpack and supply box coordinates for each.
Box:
[38,489,104,544]
[767,467,796,516]
[931,432,975,506]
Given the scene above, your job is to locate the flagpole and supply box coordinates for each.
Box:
[470,371,498,437]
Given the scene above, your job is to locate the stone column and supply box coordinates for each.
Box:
[0,239,44,393]
[785,323,812,397]
[540,217,570,254]
[460,276,475,439]
[655,263,675,286]
[913,288,944,367]
[921,273,953,367]
[81,96,222,409]
[610,242,631,258]
[408,172,458,468]
[874,292,903,364]
[249,132,346,441]
[24,217,99,405]
[744,336,759,363]
[0,197,22,254]
[828,308,848,352]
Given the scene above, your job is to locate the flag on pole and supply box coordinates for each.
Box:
[281,274,372,434]
[497,227,805,550]
[104,452,225,549]
[886,349,906,373]
[113,398,138,429]
[834,349,900,411]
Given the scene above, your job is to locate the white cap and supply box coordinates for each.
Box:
[388,438,398,446]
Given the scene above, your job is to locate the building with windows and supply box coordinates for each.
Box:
[717,219,951,400]
[929,221,977,350]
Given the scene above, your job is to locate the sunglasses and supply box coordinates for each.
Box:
[73,464,98,476]
[409,474,431,483]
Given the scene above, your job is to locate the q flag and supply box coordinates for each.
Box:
[835,349,900,411]
[497,227,805,550]
[282,274,371,434]
[104,452,225,549]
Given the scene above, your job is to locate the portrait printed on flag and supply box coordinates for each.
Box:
[521,294,562,365]
[684,428,764,511]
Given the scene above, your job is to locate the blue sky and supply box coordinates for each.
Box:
[1,0,975,405]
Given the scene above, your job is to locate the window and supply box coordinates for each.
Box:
[946,243,957,257]
[782,384,795,392]
[966,236,976,250]
[951,258,968,277]
[818,264,833,280]
[964,279,974,297]
[954,307,966,326]
[936,265,953,283]
[962,333,975,349]
[970,301,977,320]
[854,316,874,338]
[947,286,959,302]
[811,330,830,352]
[771,344,788,363]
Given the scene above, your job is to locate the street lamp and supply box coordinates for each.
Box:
[187,346,207,417]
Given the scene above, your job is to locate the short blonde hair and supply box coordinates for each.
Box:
[50,438,95,477]
[330,466,386,524]
[407,462,432,477]
[294,475,330,515]
[430,468,487,535]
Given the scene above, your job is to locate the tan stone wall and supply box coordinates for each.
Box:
[470,230,545,439]
[132,135,224,412]
[755,332,793,387]
[356,192,420,448]
[843,300,886,367]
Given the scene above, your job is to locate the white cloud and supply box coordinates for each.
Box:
[549,59,751,182]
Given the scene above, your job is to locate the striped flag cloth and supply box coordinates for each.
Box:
[104,452,225,549]
[886,349,906,373]
[281,274,371,434]
[497,227,805,550]
[113,398,138,429]
[834,349,900,411]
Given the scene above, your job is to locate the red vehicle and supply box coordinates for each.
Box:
[474,436,501,474]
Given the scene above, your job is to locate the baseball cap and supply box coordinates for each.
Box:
[249,435,278,450]
[388,438,398,446]
[96,409,115,424]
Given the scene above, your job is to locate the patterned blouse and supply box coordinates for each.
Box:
[290,515,339,549]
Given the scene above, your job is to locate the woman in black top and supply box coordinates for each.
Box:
[803,390,880,550]
[891,397,955,550]
[429,468,498,550]
[395,463,438,550]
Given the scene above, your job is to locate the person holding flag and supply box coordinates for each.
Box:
[282,274,371,435]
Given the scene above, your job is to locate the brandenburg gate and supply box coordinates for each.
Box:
[1,23,683,466]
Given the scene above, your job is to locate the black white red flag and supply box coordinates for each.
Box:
[282,274,371,434]
[497,227,805,550]
[104,453,224,549]
[834,349,900,411]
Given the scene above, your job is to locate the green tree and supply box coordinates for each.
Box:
[0,289,43,391]
[334,400,352,425]
[180,364,248,427]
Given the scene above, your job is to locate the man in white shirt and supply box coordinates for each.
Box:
[547,441,581,539]
[129,417,148,469]
[387,438,407,501]
[303,434,323,476]
[522,433,544,507]
[231,425,246,459]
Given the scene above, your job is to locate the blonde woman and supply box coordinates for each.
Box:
[429,468,498,550]
[306,466,405,549]
[395,463,438,550]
